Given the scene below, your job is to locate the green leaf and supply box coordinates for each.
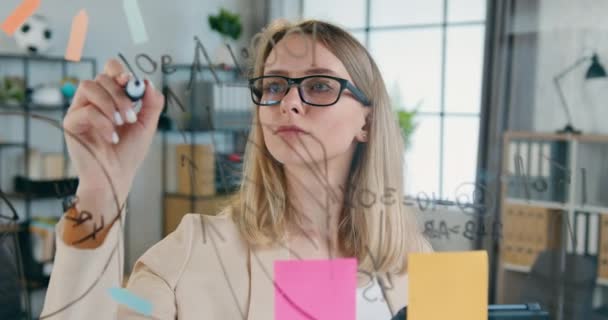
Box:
[208,8,242,40]
[396,109,418,150]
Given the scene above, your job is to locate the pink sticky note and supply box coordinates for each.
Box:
[274,258,356,320]
[2,0,40,36]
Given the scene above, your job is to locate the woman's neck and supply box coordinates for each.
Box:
[283,156,352,250]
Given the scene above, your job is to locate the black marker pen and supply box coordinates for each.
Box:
[125,77,146,101]
[118,52,146,102]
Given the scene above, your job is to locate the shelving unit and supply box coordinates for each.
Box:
[160,64,250,236]
[0,53,97,319]
[496,131,608,319]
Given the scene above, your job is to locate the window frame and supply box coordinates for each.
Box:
[302,0,488,201]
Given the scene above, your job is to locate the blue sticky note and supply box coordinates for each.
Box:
[123,0,149,44]
[108,287,153,316]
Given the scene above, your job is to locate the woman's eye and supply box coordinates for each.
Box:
[263,82,284,94]
[309,82,331,91]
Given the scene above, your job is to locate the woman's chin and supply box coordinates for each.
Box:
[270,151,324,167]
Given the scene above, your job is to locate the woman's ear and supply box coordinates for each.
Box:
[357,130,368,143]
[357,112,372,142]
[356,114,371,143]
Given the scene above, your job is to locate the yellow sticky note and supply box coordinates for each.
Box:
[408,250,488,320]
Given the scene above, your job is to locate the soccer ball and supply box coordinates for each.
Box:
[13,15,53,54]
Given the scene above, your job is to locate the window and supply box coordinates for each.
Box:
[303,0,487,201]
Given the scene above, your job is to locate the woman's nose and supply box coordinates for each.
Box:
[280,85,305,114]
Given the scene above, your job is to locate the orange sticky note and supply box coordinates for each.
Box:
[2,0,40,35]
[408,251,488,320]
[65,10,88,62]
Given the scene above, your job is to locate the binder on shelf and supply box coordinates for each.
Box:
[191,81,251,131]
[175,144,215,197]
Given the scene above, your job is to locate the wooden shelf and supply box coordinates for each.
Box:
[505,198,608,214]
[0,142,25,149]
[0,103,68,111]
[0,224,22,233]
[503,271,608,287]
[504,131,608,143]
[506,198,608,214]
[0,53,95,63]
[498,131,608,307]
[503,263,532,273]
[505,198,568,210]
[2,191,63,200]
[574,204,608,214]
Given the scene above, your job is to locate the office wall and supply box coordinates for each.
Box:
[0,0,259,83]
[527,0,608,247]
[0,0,265,270]
[531,0,608,134]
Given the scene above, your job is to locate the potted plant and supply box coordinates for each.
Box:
[208,8,242,67]
[389,81,419,149]
[0,76,26,106]
[396,108,418,150]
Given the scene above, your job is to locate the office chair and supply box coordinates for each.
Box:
[519,249,597,320]
[0,227,28,319]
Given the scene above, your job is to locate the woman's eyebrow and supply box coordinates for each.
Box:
[304,68,338,76]
[263,68,339,76]
[264,69,289,76]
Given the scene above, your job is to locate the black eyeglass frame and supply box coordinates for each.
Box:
[248,75,372,107]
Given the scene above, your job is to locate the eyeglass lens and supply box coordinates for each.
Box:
[251,76,342,106]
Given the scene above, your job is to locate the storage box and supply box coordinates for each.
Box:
[25,149,42,179]
[175,144,215,196]
[21,150,75,180]
[598,215,608,279]
[42,153,64,179]
[163,193,233,235]
[501,204,561,267]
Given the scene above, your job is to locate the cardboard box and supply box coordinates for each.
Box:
[163,193,233,235]
[175,144,215,196]
[501,204,561,267]
[24,149,42,179]
[598,215,608,279]
[42,153,65,179]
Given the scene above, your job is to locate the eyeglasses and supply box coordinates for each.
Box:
[248,75,371,107]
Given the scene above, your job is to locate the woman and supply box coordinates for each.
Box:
[42,19,431,319]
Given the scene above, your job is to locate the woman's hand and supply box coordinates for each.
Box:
[62,59,164,238]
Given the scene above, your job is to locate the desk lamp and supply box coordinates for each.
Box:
[554,53,607,134]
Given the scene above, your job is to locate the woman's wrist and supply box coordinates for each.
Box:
[61,184,127,248]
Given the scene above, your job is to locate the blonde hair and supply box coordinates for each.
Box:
[225,19,431,274]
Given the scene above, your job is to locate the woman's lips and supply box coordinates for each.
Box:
[275,125,307,134]
[276,130,307,138]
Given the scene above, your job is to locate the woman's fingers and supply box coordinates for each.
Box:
[63,103,118,144]
[95,73,137,125]
[104,58,131,88]
[136,79,165,129]
[103,58,125,78]
[115,72,130,87]
[70,80,117,123]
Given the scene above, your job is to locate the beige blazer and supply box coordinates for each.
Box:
[42,211,409,319]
